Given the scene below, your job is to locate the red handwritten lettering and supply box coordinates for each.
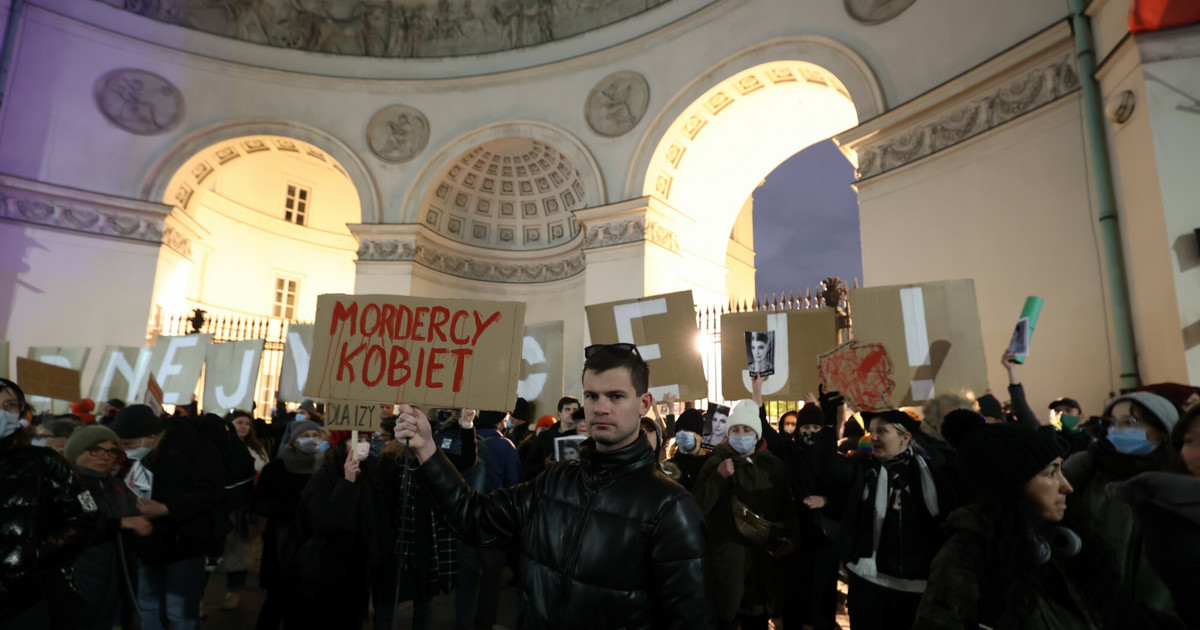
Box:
[361,303,381,337]
[450,348,472,392]
[336,341,366,381]
[412,307,429,341]
[425,348,447,388]
[471,311,501,346]
[449,310,470,345]
[387,346,410,386]
[331,301,358,336]
[428,307,450,343]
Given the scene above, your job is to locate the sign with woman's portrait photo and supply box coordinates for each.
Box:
[702,402,731,449]
[745,331,775,378]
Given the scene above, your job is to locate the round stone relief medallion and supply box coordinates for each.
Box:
[93,69,183,135]
[845,0,916,24]
[367,105,430,163]
[585,71,650,138]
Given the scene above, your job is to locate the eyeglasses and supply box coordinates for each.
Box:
[1109,415,1142,430]
[85,446,122,457]
[584,343,642,359]
[1,400,20,413]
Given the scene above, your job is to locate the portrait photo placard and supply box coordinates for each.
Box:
[720,309,839,402]
[702,402,731,449]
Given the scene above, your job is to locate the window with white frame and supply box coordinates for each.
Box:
[284,183,310,226]
[272,276,299,320]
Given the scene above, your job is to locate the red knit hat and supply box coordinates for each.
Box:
[535,415,556,430]
[70,398,96,424]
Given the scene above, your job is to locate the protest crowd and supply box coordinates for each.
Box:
[2,330,1200,630]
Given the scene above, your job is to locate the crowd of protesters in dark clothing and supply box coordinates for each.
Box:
[2,341,1199,630]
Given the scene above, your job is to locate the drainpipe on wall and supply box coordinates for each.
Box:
[1070,0,1140,391]
[0,0,24,114]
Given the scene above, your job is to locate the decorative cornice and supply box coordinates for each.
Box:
[582,217,680,253]
[161,225,193,257]
[0,176,171,245]
[851,54,1080,180]
[356,237,585,284]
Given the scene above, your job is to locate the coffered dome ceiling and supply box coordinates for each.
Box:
[419,137,585,250]
[99,0,678,58]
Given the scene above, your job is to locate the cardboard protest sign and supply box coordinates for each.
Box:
[147,335,212,405]
[144,373,164,416]
[0,341,8,379]
[517,321,565,419]
[721,309,839,402]
[16,357,82,402]
[585,291,708,401]
[322,399,384,431]
[819,341,895,412]
[90,346,154,403]
[203,340,264,412]
[304,294,526,412]
[28,346,91,411]
[847,279,988,408]
[279,324,314,403]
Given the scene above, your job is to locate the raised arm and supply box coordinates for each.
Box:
[397,404,530,547]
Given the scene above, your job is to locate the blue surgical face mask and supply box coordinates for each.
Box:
[294,413,307,423]
[674,431,697,453]
[318,439,331,453]
[1107,427,1157,456]
[0,410,20,439]
[728,433,757,456]
[295,437,321,454]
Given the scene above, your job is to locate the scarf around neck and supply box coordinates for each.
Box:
[850,446,939,578]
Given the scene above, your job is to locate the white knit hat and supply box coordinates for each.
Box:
[726,399,762,436]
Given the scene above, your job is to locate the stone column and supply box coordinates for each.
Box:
[575,196,690,306]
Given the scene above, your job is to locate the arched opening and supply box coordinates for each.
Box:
[153,134,361,323]
[641,60,861,305]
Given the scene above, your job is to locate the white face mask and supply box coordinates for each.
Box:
[125,439,152,460]
[728,433,757,455]
[295,437,321,454]
[355,441,371,461]
[31,437,48,448]
[0,410,19,439]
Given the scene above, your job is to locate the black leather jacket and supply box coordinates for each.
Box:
[0,436,97,615]
[418,433,717,630]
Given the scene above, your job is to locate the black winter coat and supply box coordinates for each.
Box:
[418,433,718,630]
[137,420,223,564]
[0,437,96,617]
[72,469,140,630]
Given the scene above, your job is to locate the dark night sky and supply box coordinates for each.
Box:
[751,139,863,301]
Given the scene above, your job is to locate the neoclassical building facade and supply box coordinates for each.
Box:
[1,0,1196,411]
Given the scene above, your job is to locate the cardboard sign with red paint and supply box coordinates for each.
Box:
[304,294,526,412]
[846,279,988,408]
[818,341,896,412]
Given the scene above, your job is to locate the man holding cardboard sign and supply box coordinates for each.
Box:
[397,343,716,629]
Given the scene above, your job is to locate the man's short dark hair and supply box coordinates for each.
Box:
[557,396,580,412]
[581,347,650,396]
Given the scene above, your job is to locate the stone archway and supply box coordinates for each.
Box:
[141,119,381,224]
[628,38,883,303]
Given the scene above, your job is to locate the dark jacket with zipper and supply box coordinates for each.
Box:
[418,433,717,630]
[0,437,96,617]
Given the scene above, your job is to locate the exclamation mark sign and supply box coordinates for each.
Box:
[899,287,935,401]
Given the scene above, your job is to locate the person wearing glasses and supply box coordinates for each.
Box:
[1061,391,1182,626]
[0,378,97,628]
[66,425,155,630]
[396,343,717,629]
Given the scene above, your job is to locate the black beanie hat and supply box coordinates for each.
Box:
[511,398,531,422]
[675,408,704,434]
[110,404,164,440]
[476,410,507,428]
[977,394,1003,420]
[949,421,1063,501]
[796,404,824,427]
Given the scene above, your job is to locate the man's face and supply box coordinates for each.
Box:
[558,402,580,428]
[582,368,651,453]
